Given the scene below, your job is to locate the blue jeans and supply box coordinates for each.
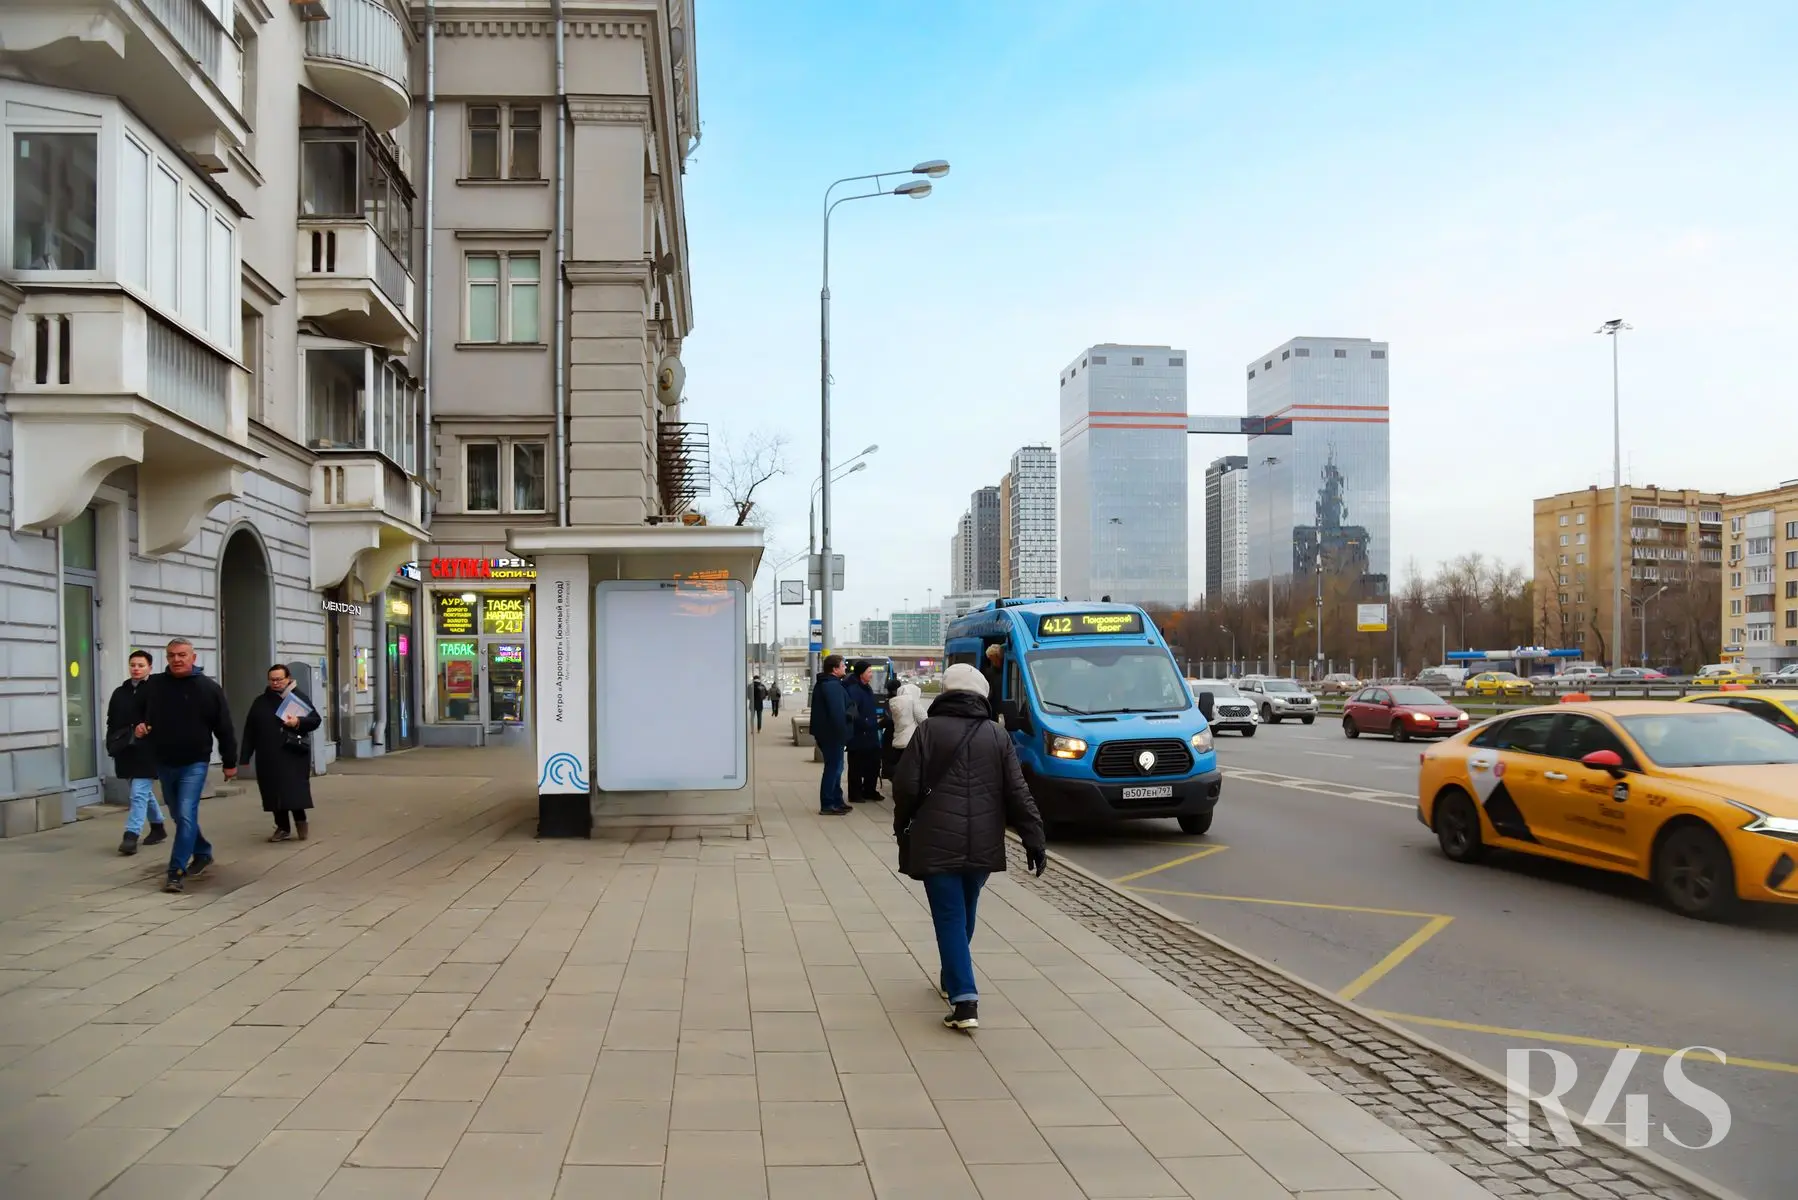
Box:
[125,778,164,835]
[922,871,990,1004]
[158,762,211,876]
[818,746,847,812]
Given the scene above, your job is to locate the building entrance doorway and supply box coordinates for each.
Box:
[219,528,274,755]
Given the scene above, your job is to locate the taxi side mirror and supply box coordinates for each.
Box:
[1581,749,1624,776]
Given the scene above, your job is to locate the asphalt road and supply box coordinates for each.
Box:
[1045,719,1798,1200]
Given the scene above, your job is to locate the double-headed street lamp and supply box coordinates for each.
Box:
[1219,625,1235,676]
[1597,318,1630,669]
[819,160,950,673]
[806,447,877,678]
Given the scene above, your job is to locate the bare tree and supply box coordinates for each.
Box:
[714,431,787,527]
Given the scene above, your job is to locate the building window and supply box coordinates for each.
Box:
[1730,571,1743,588]
[467,104,542,180]
[1169,356,1183,365]
[1575,592,1585,602]
[1748,536,1773,555]
[1371,349,1386,359]
[11,131,99,271]
[465,252,541,343]
[1787,521,1798,540]
[1559,534,1568,546]
[1787,580,1798,600]
[1750,565,1774,585]
[1559,573,1569,585]
[1787,610,1798,629]
[1730,599,1742,616]
[1558,554,1568,565]
[1247,369,1255,379]
[463,438,548,514]
[1131,356,1143,366]
[1090,355,1106,364]
[1575,553,1585,564]
[1264,360,1272,370]
[1293,348,1308,357]
[1730,516,1743,534]
[1281,350,1290,360]
[1559,515,1568,526]
[1576,513,1585,524]
[303,343,420,473]
[300,129,413,268]
[1334,348,1346,358]
[1576,532,1586,544]
[242,308,264,421]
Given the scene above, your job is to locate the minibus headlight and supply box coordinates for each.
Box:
[1046,733,1088,759]
[1190,730,1214,753]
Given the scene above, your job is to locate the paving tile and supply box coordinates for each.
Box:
[239,989,342,1027]
[174,1025,297,1073]
[132,1006,252,1047]
[1040,1124,1181,1198]
[223,1042,356,1098]
[0,1093,122,1159]
[858,1128,979,1200]
[766,1164,875,1200]
[1110,1024,1220,1071]
[677,1028,755,1075]
[441,1010,530,1052]
[587,1050,675,1101]
[1215,1118,1380,1192]
[812,994,886,1030]
[283,1008,390,1050]
[1346,1150,1499,1199]
[503,1029,605,1077]
[756,1051,842,1103]
[399,1051,506,1102]
[90,1070,240,1130]
[92,1162,226,1200]
[383,993,476,1031]
[1209,1045,1331,1094]
[427,1131,564,1199]
[1268,1091,1421,1154]
[1157,1067,1286,1123]
[140,1096,299,1166]
[823,1026,912,1074]
[280,1073,412,1131]
[1057,1047,1173,1097]
[909,1050,1011,1101]
[565,1099,669,1166]
[204,1129,358,1200]
[1159,1153,1293,1199]
[347,1101,478,1169]
[967,1027,1057,1073]
[2,1123,167,1200]
[318,1166,439,1200]
[671,1072,761,1130]
[418,963,500,994]
[663,1128,768,1199]
[552,1164,661,1199]
[601,1009,681,1050]
[470,1073,588,1135]
[752,1011,830,1053]
[1003,1069,1117,1128]
[1158,1006,1260,1050]
[340,1039,437,1075]
[840,1072,940,1130]
[1103,1093,1236,1158]
[548,963,626,996]
[760,1101,861,1167]
[935,1099,1055,1164]
[965,1162,1087,1200]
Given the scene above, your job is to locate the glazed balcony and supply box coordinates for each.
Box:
[6,290,256,556]
[304,0,411,133]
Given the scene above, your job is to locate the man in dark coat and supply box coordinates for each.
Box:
[809,655,852,815]
[105,649,167,856]
[751,676,767,732]
[845,662,884,802]
[241,664,322,842]
[769,680,782,717]
[132,638,237,894]
[892,663,1046,1031]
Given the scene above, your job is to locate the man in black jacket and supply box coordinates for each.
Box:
[105,649,167,856]
[809,656,852,815]
[132,638,238,893]
[892,663,1046,1031]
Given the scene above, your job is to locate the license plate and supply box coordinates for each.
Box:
[1121,785,1174,800]
[1437,721,1458,729]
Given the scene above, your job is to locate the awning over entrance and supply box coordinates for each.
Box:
[506,524,764,585]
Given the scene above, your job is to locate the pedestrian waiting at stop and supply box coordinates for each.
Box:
[240,664,322,842]
[893,663,1046,1032]
[810,655,852,815]
[846,661,884,802]
[105,649,168,856]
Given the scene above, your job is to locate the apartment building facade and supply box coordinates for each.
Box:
[1008,442,1057,599]
[0,0,706,835]
[1718,482,1798,673]
[1531,486,1723,668]
[1204,454,1248,600]
[948,508,972,595]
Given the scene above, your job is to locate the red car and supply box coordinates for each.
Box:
[1341,685,1469,741]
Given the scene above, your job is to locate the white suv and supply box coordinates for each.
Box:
[1239,678,1318,725]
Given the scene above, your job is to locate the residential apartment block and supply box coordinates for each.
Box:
[0,0,703,835]
[888,609,942,646]
[1532,486,1723,667]
[1719,481,1798,674]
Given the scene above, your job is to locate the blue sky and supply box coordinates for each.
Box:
[679,1,1798,641]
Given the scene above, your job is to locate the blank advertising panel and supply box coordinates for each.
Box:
[594,579,747,791]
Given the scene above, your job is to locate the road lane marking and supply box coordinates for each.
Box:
[1130,887,1440,920]
[1338,914,1454,1002]
[1304,751,1352,759]
[1222,767,1415,809]
[1369,1011,1798,1076]
[1111,844,1229,884]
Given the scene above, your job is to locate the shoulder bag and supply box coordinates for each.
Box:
[897,719,983,875]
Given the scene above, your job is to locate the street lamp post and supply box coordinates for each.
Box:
[1633,584,1668,667]
[1314,557,1324,677]
[768,548,808,691]
[819,160,949,684]
[1261,456,1281,674]
[1219,625,1234,677]
[807,449,877,679]
[1597,319,1631,670]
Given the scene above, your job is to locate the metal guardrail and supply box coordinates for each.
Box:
[303,0,407,88]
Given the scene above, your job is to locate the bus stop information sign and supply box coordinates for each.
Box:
[1037,611,1145,638]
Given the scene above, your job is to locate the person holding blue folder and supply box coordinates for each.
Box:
[241,664,322,842]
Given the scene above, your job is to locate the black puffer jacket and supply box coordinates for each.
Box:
[892,690,1045,879]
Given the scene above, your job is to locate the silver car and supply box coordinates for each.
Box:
[1239,678,1318,724]
[1189,680,1259,737]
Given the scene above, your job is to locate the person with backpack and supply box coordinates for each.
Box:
[892,663,1047,1031]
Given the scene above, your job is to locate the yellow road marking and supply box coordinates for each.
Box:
[1370,1011,1798,1076]
[1111,845,1229,884]
[1338,915,1454,1001]
[1130,887,1440,920]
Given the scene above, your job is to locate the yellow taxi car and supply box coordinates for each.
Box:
[1689,664,1757,687]
[1465,671,1533,697]
[1416,700,1798,919]
[1681,689,1798,735]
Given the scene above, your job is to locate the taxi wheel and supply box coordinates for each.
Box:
[1433,789,1488,863]
[1342,717,1359,739]
[1653,824,1740,921]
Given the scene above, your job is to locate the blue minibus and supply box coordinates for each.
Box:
[942,599,1222,834]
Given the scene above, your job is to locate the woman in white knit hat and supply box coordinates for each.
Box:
[892,663,1046,1031]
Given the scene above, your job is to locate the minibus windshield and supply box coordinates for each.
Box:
[1027,646,1190,715]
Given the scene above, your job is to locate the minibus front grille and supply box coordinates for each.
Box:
[1093,739,1193,778]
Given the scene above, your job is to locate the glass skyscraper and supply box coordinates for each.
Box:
[1204,455,1249,600]
[1009,444,1058,598]
[1059,344,1189,608]
[1244,337,1390,591]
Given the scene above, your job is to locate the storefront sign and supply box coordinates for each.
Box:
[535,555,591,796]
[435,593,476,636]
[388,596,412,618]
[482,596,528,636]
[438,641,476,658]
[430,556,536,581]
[323,599,368,617]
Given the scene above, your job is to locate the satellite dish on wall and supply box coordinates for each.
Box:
[657,355,686,406]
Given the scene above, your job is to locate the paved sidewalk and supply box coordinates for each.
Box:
[0,733,1666,1199]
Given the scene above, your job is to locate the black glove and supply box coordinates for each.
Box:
[1026,846,1046,877]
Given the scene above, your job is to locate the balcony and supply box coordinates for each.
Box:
[304,0,410,133]
[309,454,425,594]
[0,0,246,171]
[296,220,416,351]
[6,290,257,555]
[656,420,711,518]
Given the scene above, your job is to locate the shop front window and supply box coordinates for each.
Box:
[487,642,526,723]
[430,589,531,726]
